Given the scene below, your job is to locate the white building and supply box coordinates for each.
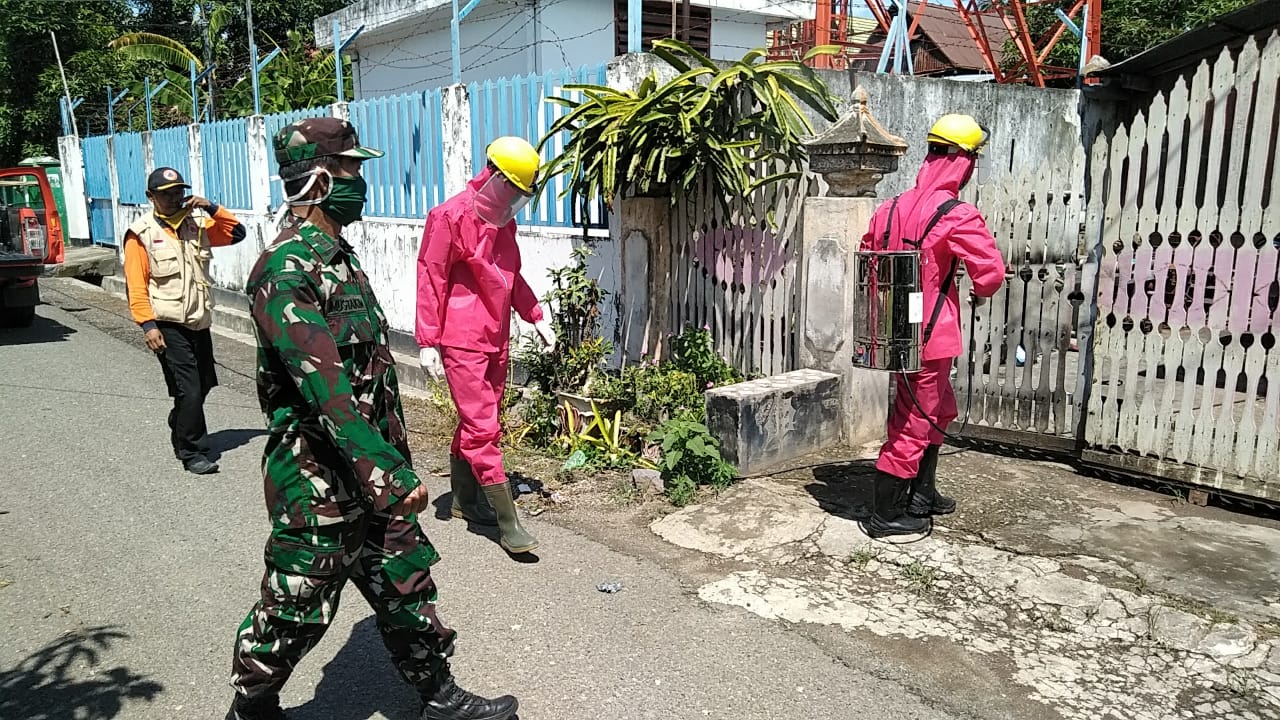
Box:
[315,0,815,98]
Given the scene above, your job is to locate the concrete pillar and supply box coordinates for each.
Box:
[798,85,908,448]
[799,197,891,447]
[105,135,123,253]
[56,135,91,244]
[141,131,155,178]
[441,84,472,196]
[246,115,272,250]
[613,196,670,362]
[187,124,205,199]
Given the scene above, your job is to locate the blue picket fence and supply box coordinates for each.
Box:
[348,89,448,218]
[470,63,609,228]
[202,118,253,211]
[264,106,333,208]
[113,133,146,205]
[152,126,191,182]
[82,135,115,245]
[76,63,612,231]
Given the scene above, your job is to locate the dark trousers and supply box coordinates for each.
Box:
[156,322,219,465]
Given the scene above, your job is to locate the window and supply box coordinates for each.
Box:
[614,0,712,56]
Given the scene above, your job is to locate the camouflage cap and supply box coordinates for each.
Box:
[273,117,383,166]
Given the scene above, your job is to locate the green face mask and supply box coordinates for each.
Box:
[320,174,367,226]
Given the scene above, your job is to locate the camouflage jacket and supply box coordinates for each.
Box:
[246,220,420,522]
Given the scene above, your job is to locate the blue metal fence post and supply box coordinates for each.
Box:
[190,61,198,119]
[628,0,642,52]
[451,0,484,84]
[334,20,365,103]
[252,47,282,116]
[145,78,170,132]
[107,86,129,135]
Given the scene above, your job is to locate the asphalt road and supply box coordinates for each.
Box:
[0,279,962,720]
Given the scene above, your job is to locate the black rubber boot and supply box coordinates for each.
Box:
[450,456,498,526]
[859,471,932,541]
[908,445,957,517]
[420,670,518,720]
[226,694,287,720]
[481,482,539,554]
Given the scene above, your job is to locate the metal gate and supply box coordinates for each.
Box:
[81,135,114,246]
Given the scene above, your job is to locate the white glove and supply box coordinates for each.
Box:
[534,319,557,352]
[419,346,444,381]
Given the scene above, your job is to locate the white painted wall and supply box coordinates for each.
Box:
[343,0,799,97]
[532,0,615,71]
[710,8,773,59]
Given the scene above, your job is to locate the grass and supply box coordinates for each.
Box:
[607,475,642,507]
[847,545,881,570]
[1220,672,1259,700]
[901,561,938,593]
[1256,619,1280,641]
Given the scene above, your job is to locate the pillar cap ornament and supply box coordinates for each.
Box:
[804,86,908,197]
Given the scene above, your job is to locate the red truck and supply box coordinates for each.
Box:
[0,167,65,327]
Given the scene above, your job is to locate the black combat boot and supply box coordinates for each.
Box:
[859,471,932,541]
[420,669,518,720]
[450,456,498,525]
[908,445,957,517]
[225,694,287,720]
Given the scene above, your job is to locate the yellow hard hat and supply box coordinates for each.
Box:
[927,114,989,154]
[486,136,539,193]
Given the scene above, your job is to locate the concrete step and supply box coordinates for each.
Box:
[45,245,117,279]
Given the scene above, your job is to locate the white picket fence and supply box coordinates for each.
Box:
[1083,30,1280,502]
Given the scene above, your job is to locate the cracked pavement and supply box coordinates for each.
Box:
[650,462,1280,720]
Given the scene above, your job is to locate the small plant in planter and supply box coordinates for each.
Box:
[538,40,840,223]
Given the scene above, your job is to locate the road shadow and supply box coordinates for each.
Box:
[287,616,420,720]
[0,311,77,346]
[804,460,877,522]
[206,428,268,462]
[0,625,163,720]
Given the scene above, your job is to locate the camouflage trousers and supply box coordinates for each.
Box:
[229,510,454,700]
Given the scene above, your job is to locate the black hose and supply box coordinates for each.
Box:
[895,296,979,443]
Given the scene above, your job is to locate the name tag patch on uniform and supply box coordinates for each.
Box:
[328,295,367,315]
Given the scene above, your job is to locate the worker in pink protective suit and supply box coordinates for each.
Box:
[415,137,555,555]
[858,114,1007,541]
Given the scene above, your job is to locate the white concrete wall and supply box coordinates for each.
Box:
[534,0,615,71]
[351,0,533,96]
[710,8,773,59]
[344,0,802,96]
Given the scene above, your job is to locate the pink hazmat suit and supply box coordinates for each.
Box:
[416,167,545,486]
[860,151,1006,480]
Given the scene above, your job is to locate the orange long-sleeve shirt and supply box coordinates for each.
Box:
[123,204,246,330]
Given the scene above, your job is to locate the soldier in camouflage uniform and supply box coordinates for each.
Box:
[226,117,519,720]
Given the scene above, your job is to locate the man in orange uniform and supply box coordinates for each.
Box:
[123,167,246,474]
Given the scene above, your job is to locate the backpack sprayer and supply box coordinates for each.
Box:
[851,198,978,441]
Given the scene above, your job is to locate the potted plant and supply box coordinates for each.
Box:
[516,246,616,422]
[537,40,841,223]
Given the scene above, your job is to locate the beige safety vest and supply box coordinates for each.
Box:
[130,213,215,330]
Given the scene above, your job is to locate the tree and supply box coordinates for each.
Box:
[1019,0,1256,73]
[220,31,353,115]
[0,0,143,162]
